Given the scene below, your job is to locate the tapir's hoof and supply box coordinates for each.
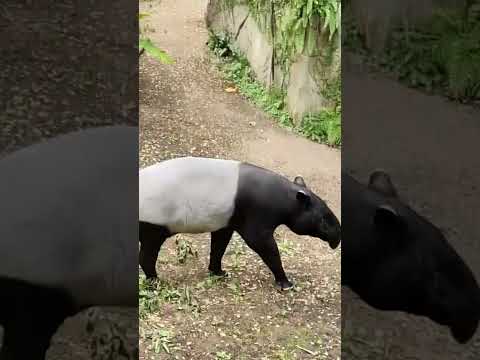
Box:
[209,270,230,278]
[145,275,158,282]
[276,280,294,291]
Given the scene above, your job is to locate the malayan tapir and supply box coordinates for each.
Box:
[342,169,480,344]
[0,126,138,359]
[139,156,341,290]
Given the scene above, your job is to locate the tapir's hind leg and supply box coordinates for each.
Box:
[236,225,293,290]
[0,277,76,360]
[208,227,234,276]
[139,221,170,279]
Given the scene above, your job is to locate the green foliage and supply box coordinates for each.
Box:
[141,327,175,354]
[299,74,341,146]
[224,56,293,127]
[299,109,341,146]
[208,32,341,147]
[139,12,174,64]
[174,236,198,264]
[215,351,233,360]
[139,38,175,64]
[343,7,480,102]
[139,275,197,318]
[276,0,341,59]
[430,10,480,99]
[224,0,340,71]
[213,34,293,127]
[207,31,235,58]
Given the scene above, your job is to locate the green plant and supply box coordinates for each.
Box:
[207,31,235,58]
[196,274,226,290]
[174,236,198,264]
[278,237,296,256]
[139,12,174,63]
[220,49,293,127]
[222,0,340,74]
[299,109,341,146]
[139,275,198,318]
[215,351,233,360]
[343,5,480,102]
[208,31,341,147]
[298,73,341,146]
[141,327,175,354]
[430,10,480,99]
[277,0,341,58]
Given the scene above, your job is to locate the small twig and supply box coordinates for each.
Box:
[234,11,250,40]
[295,345,318,356]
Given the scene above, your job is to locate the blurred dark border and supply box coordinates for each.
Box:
[342,0,480,359]
[0,0,138,358]
[0,0,138,156]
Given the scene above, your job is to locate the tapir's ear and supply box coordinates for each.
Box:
[296,190,311,205]
[374,205,404,230]
[368,169,398,198]
[294,176,307,187]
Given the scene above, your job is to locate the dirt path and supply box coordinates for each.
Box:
[342,56,480,359]
[139,0,341,359]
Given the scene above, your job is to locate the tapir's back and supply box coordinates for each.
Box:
[139,157,241,233]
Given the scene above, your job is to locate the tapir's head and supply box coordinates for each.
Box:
[287,176,341,249]
[362,170,480,344]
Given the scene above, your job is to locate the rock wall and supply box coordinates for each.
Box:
[205,0,340,123]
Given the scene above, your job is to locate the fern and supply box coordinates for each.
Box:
[431,10,480,99]
[139,12,174,64]
[344,4,480,101]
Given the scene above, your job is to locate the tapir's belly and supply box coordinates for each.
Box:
[139,157,240,234]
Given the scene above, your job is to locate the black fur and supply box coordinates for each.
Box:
[342,171,480,344]
[0,277,78,359]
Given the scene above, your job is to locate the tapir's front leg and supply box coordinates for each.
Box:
[237,225,293,291]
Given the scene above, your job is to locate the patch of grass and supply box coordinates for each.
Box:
[174,235,198,264]
[141,326,177,354]
[274,349,295,360]
[207,31,341,147]
[299,109,341,146]
[215,351,233,360]
[222,54,293,128]
[139,275,198,318]
[196,274,227,290]
[226,278,244,303]
[228,233,247,271]
[278,237,296,256]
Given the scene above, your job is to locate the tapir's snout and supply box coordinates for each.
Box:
[433,274,480,344]
[329,235,341,249]
[450,317,479,344]
[452,287,480,343]
[322,223,342,249]
[322,214,341,249]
